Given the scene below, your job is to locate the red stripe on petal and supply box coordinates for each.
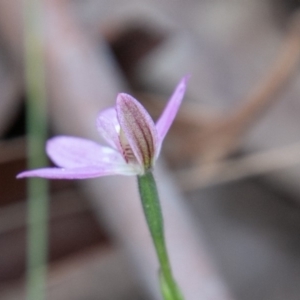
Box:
[117,94,157,170]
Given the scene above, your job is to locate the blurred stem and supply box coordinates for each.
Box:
[24,0,49,299]
[138,172,184,300]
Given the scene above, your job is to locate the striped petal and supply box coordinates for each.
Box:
[116,93,157,170]
[155,76,189,155]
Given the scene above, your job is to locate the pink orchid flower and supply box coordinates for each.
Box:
[17,76,189,179]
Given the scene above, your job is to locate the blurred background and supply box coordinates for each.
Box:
[0,0,300,299]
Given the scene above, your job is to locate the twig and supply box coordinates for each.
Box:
[177,142,300,191]
[200,11,300,164]
[227,11,300,136]
[174,11,300,187]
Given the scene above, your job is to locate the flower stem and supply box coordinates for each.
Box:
[24,0,49,299]
[137,172,184,300]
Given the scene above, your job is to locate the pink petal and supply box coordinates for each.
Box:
[96,107,122,151]
[17,165,136,179]
[46,136,125,168]
[116,93,157,169]
[155,76,189,154]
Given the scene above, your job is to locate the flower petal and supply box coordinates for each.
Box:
[155,76,189,154]
[96,107,121,150]
[116,93,157,169]
[46,136,125,168]
[17,165,137,179]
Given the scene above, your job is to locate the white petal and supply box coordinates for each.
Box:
[17,165,137,179]
[96,107,122,151]
[155,76,189,156]
[46,136,125,168]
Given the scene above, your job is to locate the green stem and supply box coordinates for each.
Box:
[24,0,49,299]
[137,172,183,300]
